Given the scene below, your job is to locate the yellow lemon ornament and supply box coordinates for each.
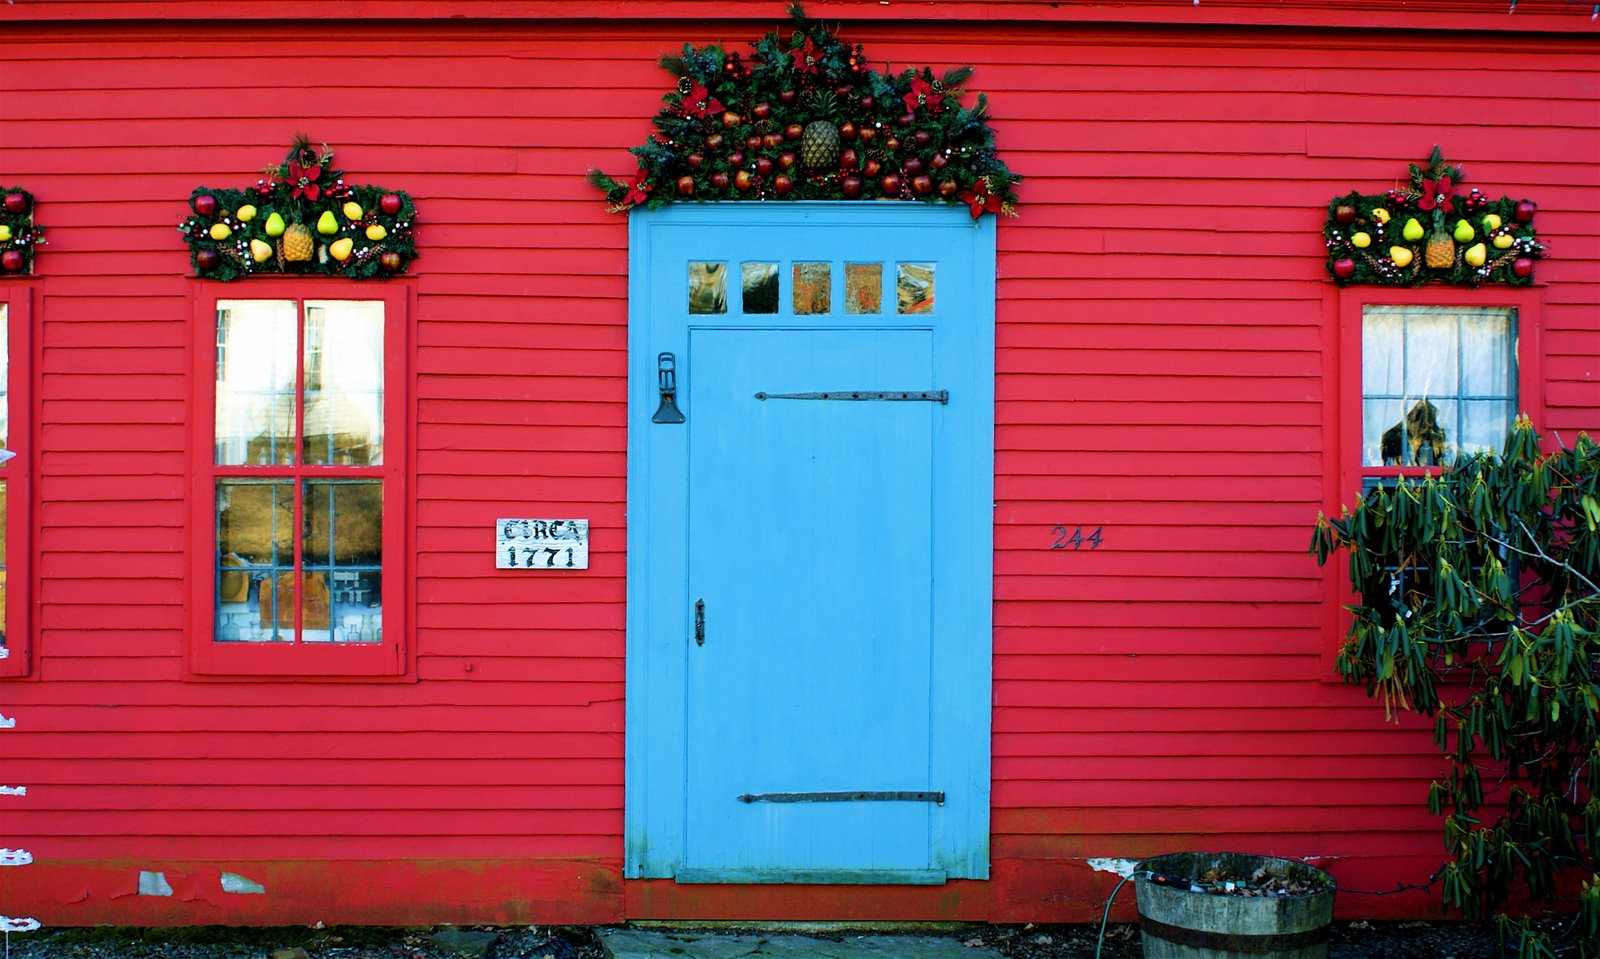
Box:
[343,201,364,221]
[1371,208,1390,224]
[365,224,388,242]
[1483,213,1502,231]
[209,222,232,241]
[236,204,257,222]
[1390,246,1414,268]
[1493,233,1515,250]
[0,225,11,243]
[1352,232,1372,249]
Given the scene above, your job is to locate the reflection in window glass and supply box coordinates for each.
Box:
[0,480,7,648]
[897,263,934,314]
[793,263,831,315]
[303,480,383,644]
[303,302,384,466]
[742,262,778,314]
[1361,305,1514,467]
[1,303,8,452]
[689,262,727,314]
[845,263,882,314]
[216,478,294,643]
[215,300,297,465]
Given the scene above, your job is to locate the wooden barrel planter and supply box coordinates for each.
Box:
[1133,852,1336,959]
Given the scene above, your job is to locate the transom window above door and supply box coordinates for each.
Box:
[688,260,935,316]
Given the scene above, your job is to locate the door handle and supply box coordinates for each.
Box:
[694,599,705,647]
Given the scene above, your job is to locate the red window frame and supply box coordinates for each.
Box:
[0,284,32,679]
[188,280,412,679]
[1321,284,1545,675]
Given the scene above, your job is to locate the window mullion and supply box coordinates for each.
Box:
[293,300,307,645]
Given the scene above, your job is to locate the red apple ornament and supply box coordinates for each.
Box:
[1512,257,1534,278]
[1,250,25,272]
[1514,201,1537,223]
[380,251,403,273]
[1333,258,1356,279]
[380,194,403,215]
[193,194,218,217]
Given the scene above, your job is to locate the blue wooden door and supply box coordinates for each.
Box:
[627,204,993,885]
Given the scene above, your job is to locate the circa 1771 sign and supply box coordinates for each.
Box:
[496,518,589,570]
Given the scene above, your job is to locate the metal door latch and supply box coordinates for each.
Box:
[755,390,948,404]
[653,352,686,424]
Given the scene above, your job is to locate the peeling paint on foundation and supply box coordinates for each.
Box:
[0,849,33,867]
[0,714,15,728]
[137,871,174,896]
[220,872,266,894]
[0,786,24,796]
[1087,858,1141,877]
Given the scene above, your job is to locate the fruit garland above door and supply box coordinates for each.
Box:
[177,137,418,281]
[588,2,1020,218]
[0,188,46,275]
[1324,147,1544,287]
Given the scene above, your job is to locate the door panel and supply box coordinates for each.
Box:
[685,328,935,876]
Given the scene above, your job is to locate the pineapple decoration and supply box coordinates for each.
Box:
[799,91,842,170]
[178,136,420,282]
[1323,147,1545,288]
[589,2,1019,216]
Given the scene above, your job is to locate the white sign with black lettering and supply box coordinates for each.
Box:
[496,518,589,570]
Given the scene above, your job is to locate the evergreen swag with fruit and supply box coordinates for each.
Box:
[178,137,418,281]
[588,3,1019,217]
[0,188,46,275]
[1325,147,1545,288]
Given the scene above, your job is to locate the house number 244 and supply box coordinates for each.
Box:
[1050,525,1104,550]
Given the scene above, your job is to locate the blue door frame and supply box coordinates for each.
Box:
[625,203,994,884]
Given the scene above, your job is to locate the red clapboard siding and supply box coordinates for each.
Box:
[0,5,1596,928]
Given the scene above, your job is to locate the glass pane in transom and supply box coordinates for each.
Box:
[303,480,382,644]
[793,262,831,315]
[216,300,297,466]
[689,262,727,314]
[303,301,384,466]
[897,263,934,314]
[845,263,882,314]
[742,262,778,314]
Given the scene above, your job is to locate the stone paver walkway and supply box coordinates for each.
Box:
[598,928,1004,959]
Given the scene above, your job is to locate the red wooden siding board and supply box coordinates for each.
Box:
[0,8,1596,927]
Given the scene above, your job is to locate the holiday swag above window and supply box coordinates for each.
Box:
[0,188,45,275]
[178,137,418,282]
[1325,148,1544,287]
[589,3,1020,218]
